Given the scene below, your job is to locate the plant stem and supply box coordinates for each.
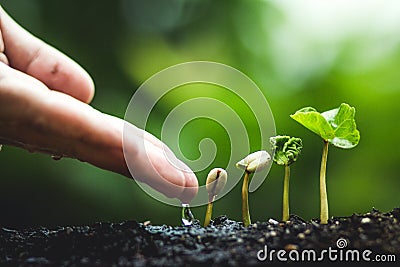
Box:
[204,202,213,227]
[320,140,329,224]
[242,171,251,227]
[282,165,290,222]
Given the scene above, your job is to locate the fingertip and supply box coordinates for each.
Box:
[26,48,96,104]
[79,68,95,103]
[179,172,199,204]
[160,147,198,203]
[71,62,95,104]
[124,126,198,202]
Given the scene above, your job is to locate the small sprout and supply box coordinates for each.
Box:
[270,135,303,222]
[291,103,360,224]
[236,150,271,227]
[236,150,271,173]
[204,168,228,227]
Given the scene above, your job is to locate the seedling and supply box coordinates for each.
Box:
[270,135,303,222]
[290,103,360,224]
[236,151,271,226]
[204,168,228,227]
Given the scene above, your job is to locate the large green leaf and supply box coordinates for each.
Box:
[290,103,360,149]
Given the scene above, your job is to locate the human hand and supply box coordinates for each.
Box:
[0,7,198,203]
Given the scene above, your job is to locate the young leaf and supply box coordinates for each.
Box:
[270,136,303,166]
[322,103,360,148]
[289,107,334,141]
[290,103,360,149]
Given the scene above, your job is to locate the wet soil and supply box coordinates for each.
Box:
[1,208,399,266]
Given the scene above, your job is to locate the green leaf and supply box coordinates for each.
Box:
[290,107,335,141]
[290,103,360,149]
[270,135,303,166]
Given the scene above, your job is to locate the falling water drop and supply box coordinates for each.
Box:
[51,154,63,161]
[181,203,194,226]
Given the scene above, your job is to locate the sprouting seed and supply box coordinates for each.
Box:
[236,151,271,227]
[204,168,227,227]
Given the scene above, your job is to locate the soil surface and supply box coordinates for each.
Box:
[1,208,399,266]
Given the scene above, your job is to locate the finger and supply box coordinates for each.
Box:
[0,22,8,65]
[0,7,94,103]
[0,64,198,202]
[121,122,198,201]
[122,126,199,202]
[179,164,199,204]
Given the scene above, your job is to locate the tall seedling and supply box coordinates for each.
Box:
[291,103,360,224]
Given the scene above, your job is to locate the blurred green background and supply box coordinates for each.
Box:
[1,0,399,227]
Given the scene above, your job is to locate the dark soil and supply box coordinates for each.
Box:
[1,208,399,266]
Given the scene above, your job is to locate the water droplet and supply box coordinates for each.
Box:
[51,154,63,161]
[181,203,194,226]
[0,145,2,152]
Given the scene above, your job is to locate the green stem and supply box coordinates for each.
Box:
[320,140,329,224]
[242,171,251,227]
[282,165,290,222]
[204,201,213,227]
